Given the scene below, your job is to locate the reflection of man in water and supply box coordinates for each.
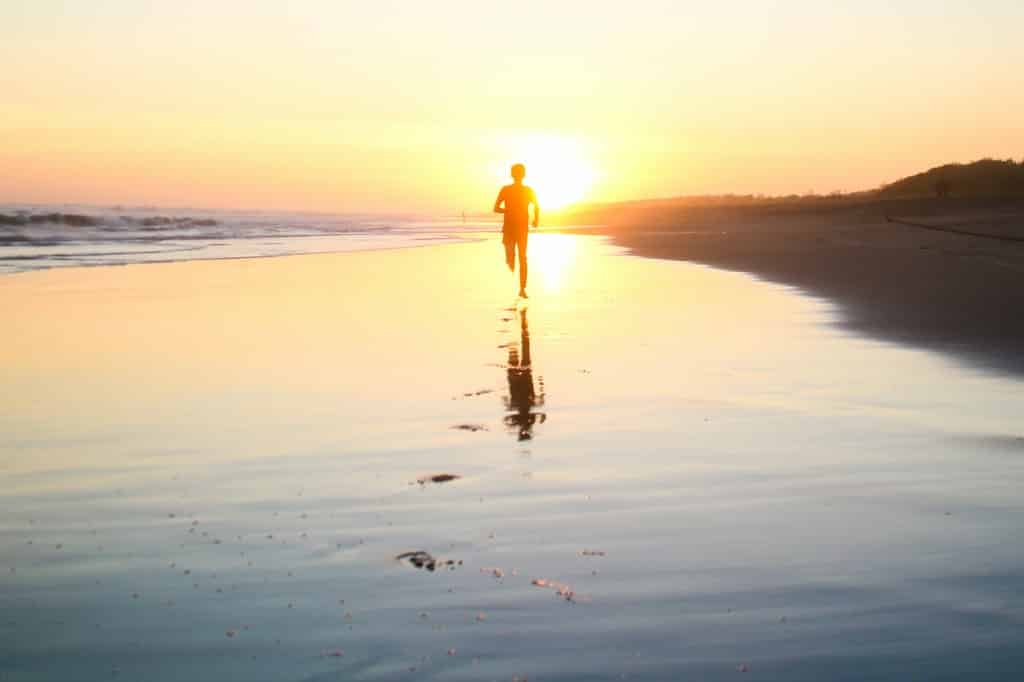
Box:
[504,308,545,441]
[493,163,539,299]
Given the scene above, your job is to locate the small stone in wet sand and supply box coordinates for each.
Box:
[395,551,462,572]
[459,388,495,398]
[451,424,488,432]
[531,578,577,602]
[417,474,461,485]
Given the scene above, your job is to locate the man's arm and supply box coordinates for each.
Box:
[493,187,506,214]
[531,190,540,228]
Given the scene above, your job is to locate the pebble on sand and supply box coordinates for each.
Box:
[416,473,462,485]
[532,578,577,602]
[396,550,460,572]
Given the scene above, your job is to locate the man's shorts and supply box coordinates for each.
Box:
[502,228,528,248]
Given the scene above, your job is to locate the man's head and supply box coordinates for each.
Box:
[510,163,526,182]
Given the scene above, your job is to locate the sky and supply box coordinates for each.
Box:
[2,1,1023,213]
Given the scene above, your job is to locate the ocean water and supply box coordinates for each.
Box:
[0,203,474,274]
[2,235,1023,681]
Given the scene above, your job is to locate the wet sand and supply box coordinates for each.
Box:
[2,236,1024,681]
[573,197,1024,377]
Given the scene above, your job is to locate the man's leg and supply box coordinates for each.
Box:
[504,237,515,272]
[517,232,528,292]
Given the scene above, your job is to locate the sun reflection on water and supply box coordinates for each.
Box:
[530,233,577,294]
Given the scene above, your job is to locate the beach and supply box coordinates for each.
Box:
[3,234,1024,681]
[576,197,1024,378]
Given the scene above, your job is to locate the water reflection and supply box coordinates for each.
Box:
[503,306,546,441]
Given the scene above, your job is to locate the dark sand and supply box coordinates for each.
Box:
[573,197,1024,377]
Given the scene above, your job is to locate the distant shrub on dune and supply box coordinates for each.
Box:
[879,159,1024,199]
[550,158,1024,226]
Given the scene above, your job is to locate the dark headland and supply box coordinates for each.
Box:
[561,159,1024,377]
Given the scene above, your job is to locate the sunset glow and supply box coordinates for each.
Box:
[2,2,1023,213]
[4,3,1024,679]
[491,134,597,209]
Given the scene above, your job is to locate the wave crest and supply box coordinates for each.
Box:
[0,212,219,228]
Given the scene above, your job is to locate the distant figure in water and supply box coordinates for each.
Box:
[493,163,539,298]
[504,308,545,441]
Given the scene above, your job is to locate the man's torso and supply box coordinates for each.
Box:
[501,184,534,233]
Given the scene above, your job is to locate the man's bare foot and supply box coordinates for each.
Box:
[518,289,528,299]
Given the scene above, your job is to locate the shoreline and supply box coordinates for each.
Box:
[570,197,1024,378]
[8,201,1024,382]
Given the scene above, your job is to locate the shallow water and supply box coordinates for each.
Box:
[0,203,476,274]
[2,235,1023,681]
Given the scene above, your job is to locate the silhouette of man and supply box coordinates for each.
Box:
[493,163,539,298]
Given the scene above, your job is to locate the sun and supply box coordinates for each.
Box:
[493,134,597,210]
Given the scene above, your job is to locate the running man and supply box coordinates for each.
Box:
[493,163,539,298]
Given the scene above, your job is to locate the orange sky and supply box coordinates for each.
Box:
[2,2,1022,213]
